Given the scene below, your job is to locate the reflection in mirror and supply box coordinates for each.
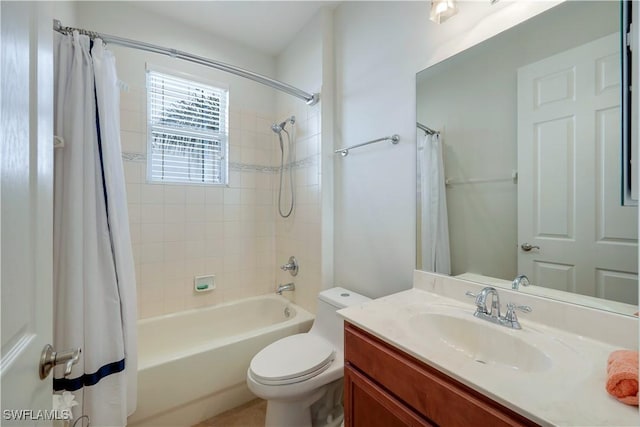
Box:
[416,1,638,315]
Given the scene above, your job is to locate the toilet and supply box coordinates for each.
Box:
[246,287,370,427]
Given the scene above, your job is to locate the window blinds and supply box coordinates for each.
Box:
[146,70,228,184]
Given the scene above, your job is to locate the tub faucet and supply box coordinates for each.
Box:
[512,274,530,290]
[276,283,295,295]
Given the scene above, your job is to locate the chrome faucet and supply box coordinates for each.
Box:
[276,283,295,295]
[465,287,532,330]
[512,274,530,290]
[474,287,501,319]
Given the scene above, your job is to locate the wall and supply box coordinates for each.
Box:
[52,1,77,27]
[66,0,567,314]
[273,9,331,313]
[76,2,281,318]
[333,1,561,298]
[417,1,618,280]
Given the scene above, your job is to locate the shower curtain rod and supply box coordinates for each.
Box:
[53,19,320,106]
[417,122,439,135]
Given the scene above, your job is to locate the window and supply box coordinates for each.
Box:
[146,69,228,185]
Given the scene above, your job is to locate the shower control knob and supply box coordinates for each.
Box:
[280,256,298,277]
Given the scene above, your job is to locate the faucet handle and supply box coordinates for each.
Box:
[280,256,298,276]
[508,303,532,313]
[505,303,532,323]
[465,290,490,315]
[465,290,482,308]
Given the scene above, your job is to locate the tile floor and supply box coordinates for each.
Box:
[192,399,267,427]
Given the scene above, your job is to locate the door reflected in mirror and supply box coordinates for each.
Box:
[416,1,638,315]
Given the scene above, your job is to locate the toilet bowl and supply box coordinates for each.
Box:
[246,287,370,427]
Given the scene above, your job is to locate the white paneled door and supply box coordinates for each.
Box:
[1,1,54,423]
[517,33,638,303]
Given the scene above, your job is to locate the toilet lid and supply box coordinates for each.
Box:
[249,334,335,385]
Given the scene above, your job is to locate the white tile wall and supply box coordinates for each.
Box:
[122,84,279,318]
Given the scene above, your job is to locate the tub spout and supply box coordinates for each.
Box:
[276,283,295,295]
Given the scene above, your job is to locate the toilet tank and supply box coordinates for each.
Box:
[309,287,371,351]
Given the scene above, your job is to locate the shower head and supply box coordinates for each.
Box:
[271,116,296,134]
[271,121,287,134]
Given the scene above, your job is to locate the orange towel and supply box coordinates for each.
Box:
[606,350,639,406]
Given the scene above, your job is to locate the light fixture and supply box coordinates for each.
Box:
[429,0,458,24]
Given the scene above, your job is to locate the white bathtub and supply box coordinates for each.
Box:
[127,294,314,427]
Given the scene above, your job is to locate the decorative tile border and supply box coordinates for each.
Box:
[121,152,318,173]
[229,162,278,173]
[122,152,146,162]
[287,155,317,171]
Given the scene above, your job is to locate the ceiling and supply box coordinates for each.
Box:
[129,1,334,56]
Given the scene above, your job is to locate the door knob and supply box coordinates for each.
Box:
[39,344,81,380]
[520,243,540,252]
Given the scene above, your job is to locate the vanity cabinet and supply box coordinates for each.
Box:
[343,322,538,427]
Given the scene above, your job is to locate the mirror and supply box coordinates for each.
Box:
[416,1,638,315]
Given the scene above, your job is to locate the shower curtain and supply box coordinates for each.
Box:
[419,132,451,275]
[53,32,137,426]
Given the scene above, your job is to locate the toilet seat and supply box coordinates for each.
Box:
[249,334,335,386]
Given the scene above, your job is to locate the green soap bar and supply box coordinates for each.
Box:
[196,284,209,290]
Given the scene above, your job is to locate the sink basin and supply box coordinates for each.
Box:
[409,312,553,373]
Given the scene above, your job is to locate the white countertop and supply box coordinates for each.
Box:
[339,288,640,426]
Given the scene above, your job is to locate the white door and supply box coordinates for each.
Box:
[1,1,55,423]
[517,33,638,303]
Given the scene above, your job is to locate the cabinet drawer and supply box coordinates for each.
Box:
[344,322,538,427]
[345,365,433,427]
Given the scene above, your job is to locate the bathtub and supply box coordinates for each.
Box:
[127,294,314,427]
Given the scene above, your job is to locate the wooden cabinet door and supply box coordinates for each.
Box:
[344,364,433,427]
[344,322,538,427]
